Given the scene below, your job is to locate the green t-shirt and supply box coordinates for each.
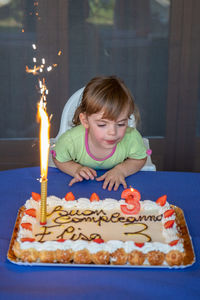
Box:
[54,125,147,169]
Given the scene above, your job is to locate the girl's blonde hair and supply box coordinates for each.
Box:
[72,76,140,125]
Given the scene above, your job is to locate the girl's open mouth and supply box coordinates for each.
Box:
[106,140,117,144]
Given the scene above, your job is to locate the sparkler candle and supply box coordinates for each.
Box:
[37,79,50,225]
[25,43,60,223]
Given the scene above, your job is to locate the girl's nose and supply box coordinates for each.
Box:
[107,124,116,135]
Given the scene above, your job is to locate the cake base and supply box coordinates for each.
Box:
[7,205,195,268]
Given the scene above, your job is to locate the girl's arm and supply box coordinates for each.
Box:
[115,157,147,177]
[96,157,147,191]
[53,157,97,185]
[53,158,82,177]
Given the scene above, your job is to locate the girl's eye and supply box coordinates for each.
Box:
[97,124,106,127]
[118,123,126,127]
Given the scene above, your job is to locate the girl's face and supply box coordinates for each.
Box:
[80,110,129,150]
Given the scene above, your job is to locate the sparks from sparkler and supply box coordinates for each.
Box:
[39,78,48,104]
[25,44,61,76]
[22,1,40,33]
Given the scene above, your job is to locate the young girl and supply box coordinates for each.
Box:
[53,76,147,191]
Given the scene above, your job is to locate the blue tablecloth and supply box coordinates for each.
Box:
[0,167,199,300]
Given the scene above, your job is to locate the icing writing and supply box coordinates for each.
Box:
[124,223,152,242]
[34,206,163,243]
[35,226,101,242]
[47,206,162,226]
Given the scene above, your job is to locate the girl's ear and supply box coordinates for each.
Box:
[79,113,89,128]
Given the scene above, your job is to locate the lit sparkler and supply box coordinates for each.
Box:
[37,78,50,225]
[25,37,62,223]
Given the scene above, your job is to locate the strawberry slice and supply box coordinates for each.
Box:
[169,239,179,246]
[21,223,32,231]
[57,239,66,242]
[25,208,36,218]
[164,220,175,229]
[156,195,167,206]
[21,237,35,242]
[164,209,175,218]
[93,238,104,244]
[90,193,100,202]
[120,201,141,215]
[121,188,141,202]
[32,192,41,201]
[135,242,144,248]
[65,192,75,201]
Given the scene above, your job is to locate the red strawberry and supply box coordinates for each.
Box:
[164,209,175,218]
[21,238,35,242]
[21,223,32,231]
[32,192,41,201]
[121,188,141,202]
[57,239,66,242]
[135,242,144,248]
[169,239,179,246]
[25,208,36,218]
[65,192,75,201]
[93,238,104,244]
[164,220,175,229]
[156,195,167,206]
[90,193,100,202]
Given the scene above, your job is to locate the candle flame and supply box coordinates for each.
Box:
[37,79,50,181]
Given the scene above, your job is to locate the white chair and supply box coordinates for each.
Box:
[49,87,156,171]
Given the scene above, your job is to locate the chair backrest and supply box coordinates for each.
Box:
[55,87,85,139]
[49,87,156,171]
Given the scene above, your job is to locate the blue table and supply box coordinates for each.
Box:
[0,167,199,300]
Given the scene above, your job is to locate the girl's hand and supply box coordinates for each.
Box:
[69,166,97,186]
[96,166,127,191]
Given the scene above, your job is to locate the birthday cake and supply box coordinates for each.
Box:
[11,189,191,267]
